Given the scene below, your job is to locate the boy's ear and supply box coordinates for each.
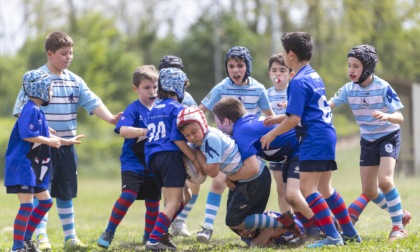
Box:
[289,71,296,79]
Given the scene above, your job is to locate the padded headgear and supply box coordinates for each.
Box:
[22,70,52,105]
[158,55,184,70]
[159,67,187,101]
[177,106,208,135]
[348,45,378,84]
[225,46,252,83]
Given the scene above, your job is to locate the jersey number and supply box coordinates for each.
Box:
[318,95,332,123]
[147,121,167,142]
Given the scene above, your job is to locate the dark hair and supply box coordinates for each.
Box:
[44,31,74,53]
[213,97,247,123]
[281,32,312,61]
[132,65,158,87]
[158,55,184,70]
[268,53,291,71]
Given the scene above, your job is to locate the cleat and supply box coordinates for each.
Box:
[24,240,41,252]
[64,238,88,250]
[402,209,412,227]
[161,233,177,250]
[342,233,362,244]
[170,220,191,237]
[196,226,213,244]
[276,211,301,237]
[306,236,344,248]
[389,226,408,242]
[36,234,52,252]
[97,231,114,249]
[145,241,177,251]
[302,225,324,241]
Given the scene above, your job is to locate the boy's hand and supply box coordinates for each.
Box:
[260,132,275,150]
[372,111,388,121]
[278,100,288,108]
[225,177,236,190]
[47,138,62,149]
[61,134,85,146]
[110,112,123,125]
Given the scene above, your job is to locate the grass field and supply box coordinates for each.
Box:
[1,142,419,251]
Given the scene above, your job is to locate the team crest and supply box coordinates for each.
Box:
[385,143,394,153]
[237,96,245,103]
[361,98,370,108]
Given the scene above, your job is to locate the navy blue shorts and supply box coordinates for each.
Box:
[283,159,300,183]
[299,160,337,172]
[225,166,271,227]
[121,171,161,200]
[360,130,401,166]
[6,185,48,194]
[50,145,78,200]
[148,151,186,188]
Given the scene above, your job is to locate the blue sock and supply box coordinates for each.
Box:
[12,203,33,250]
[372,191,388,210]
[384,187,403,228]
[244,214,279,229]
[56,198,76,241]
[203,192,221,228]
[176,194,198,222]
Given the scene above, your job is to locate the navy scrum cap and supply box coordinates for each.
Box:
[225,46,252,83]
[348,45,378,84]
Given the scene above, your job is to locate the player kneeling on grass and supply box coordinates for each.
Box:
[176,106,300,246]
[238,211,305,248]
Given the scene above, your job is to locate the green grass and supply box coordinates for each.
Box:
[1,142,419,251]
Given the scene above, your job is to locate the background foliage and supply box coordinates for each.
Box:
[1,0,419,177]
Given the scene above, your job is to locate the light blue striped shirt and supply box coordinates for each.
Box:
[201,77,271,116]
[13,65,102,138]
[267,86,287,115]
[330,75,403,141]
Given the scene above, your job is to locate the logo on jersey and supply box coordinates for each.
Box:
[29,124,34,130]
[237,96,245,103]
[385,143,394,153]
[334,88,342,97]
[386,86,400,103]
[68,93,75,103]
[361,98,370,108]
[205,140,219,159]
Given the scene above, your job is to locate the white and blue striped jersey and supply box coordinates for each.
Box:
[330,75,403,142]
[192,127,243,175]
[286,65,336,161]
[267,87,287,115]
[13,64,102,138]
[145,98,186,165]
[201,77,271,116]
[182,92,197,107]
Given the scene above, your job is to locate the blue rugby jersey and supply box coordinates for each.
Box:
[201,77,271,116]
[5,100,50,187]
[267,86,287,115]
[232,114,299,162]
[286,65,336,161]
[330,75,403,142]
[115,100,153,176]
[145,98,186,165]
[13,64,102,138]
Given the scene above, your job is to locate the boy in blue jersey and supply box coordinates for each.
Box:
[328,45,410,241]
[260,32,360,248]
[176,106,300,246]
[97,65,161,249]
[176,46,274,243]
[144,68,200,251]
[5,70,83,252]
[212,97,322,240]
[12,32,121,250]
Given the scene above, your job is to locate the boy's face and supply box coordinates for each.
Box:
[227,58,247,85]
[268,62,292,90]
[347,57,363,83]
[47,46,73,73]
[214,115,233,135]
[180,122,205,146]
[133,79,158,108]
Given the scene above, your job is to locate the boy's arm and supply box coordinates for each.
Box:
[195,150,218,177]
[92,104,123,125]
[260,114,300,149]
[119,126,148,139]
[174,140,203,175]
[372,110,404,124]
[57,134,85,146]
[264,114,287,127]
[198,104,208,114]
[328,100,336,109]
[227,155,260,181]
[262,108,274,117]
[24,136,61,149]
